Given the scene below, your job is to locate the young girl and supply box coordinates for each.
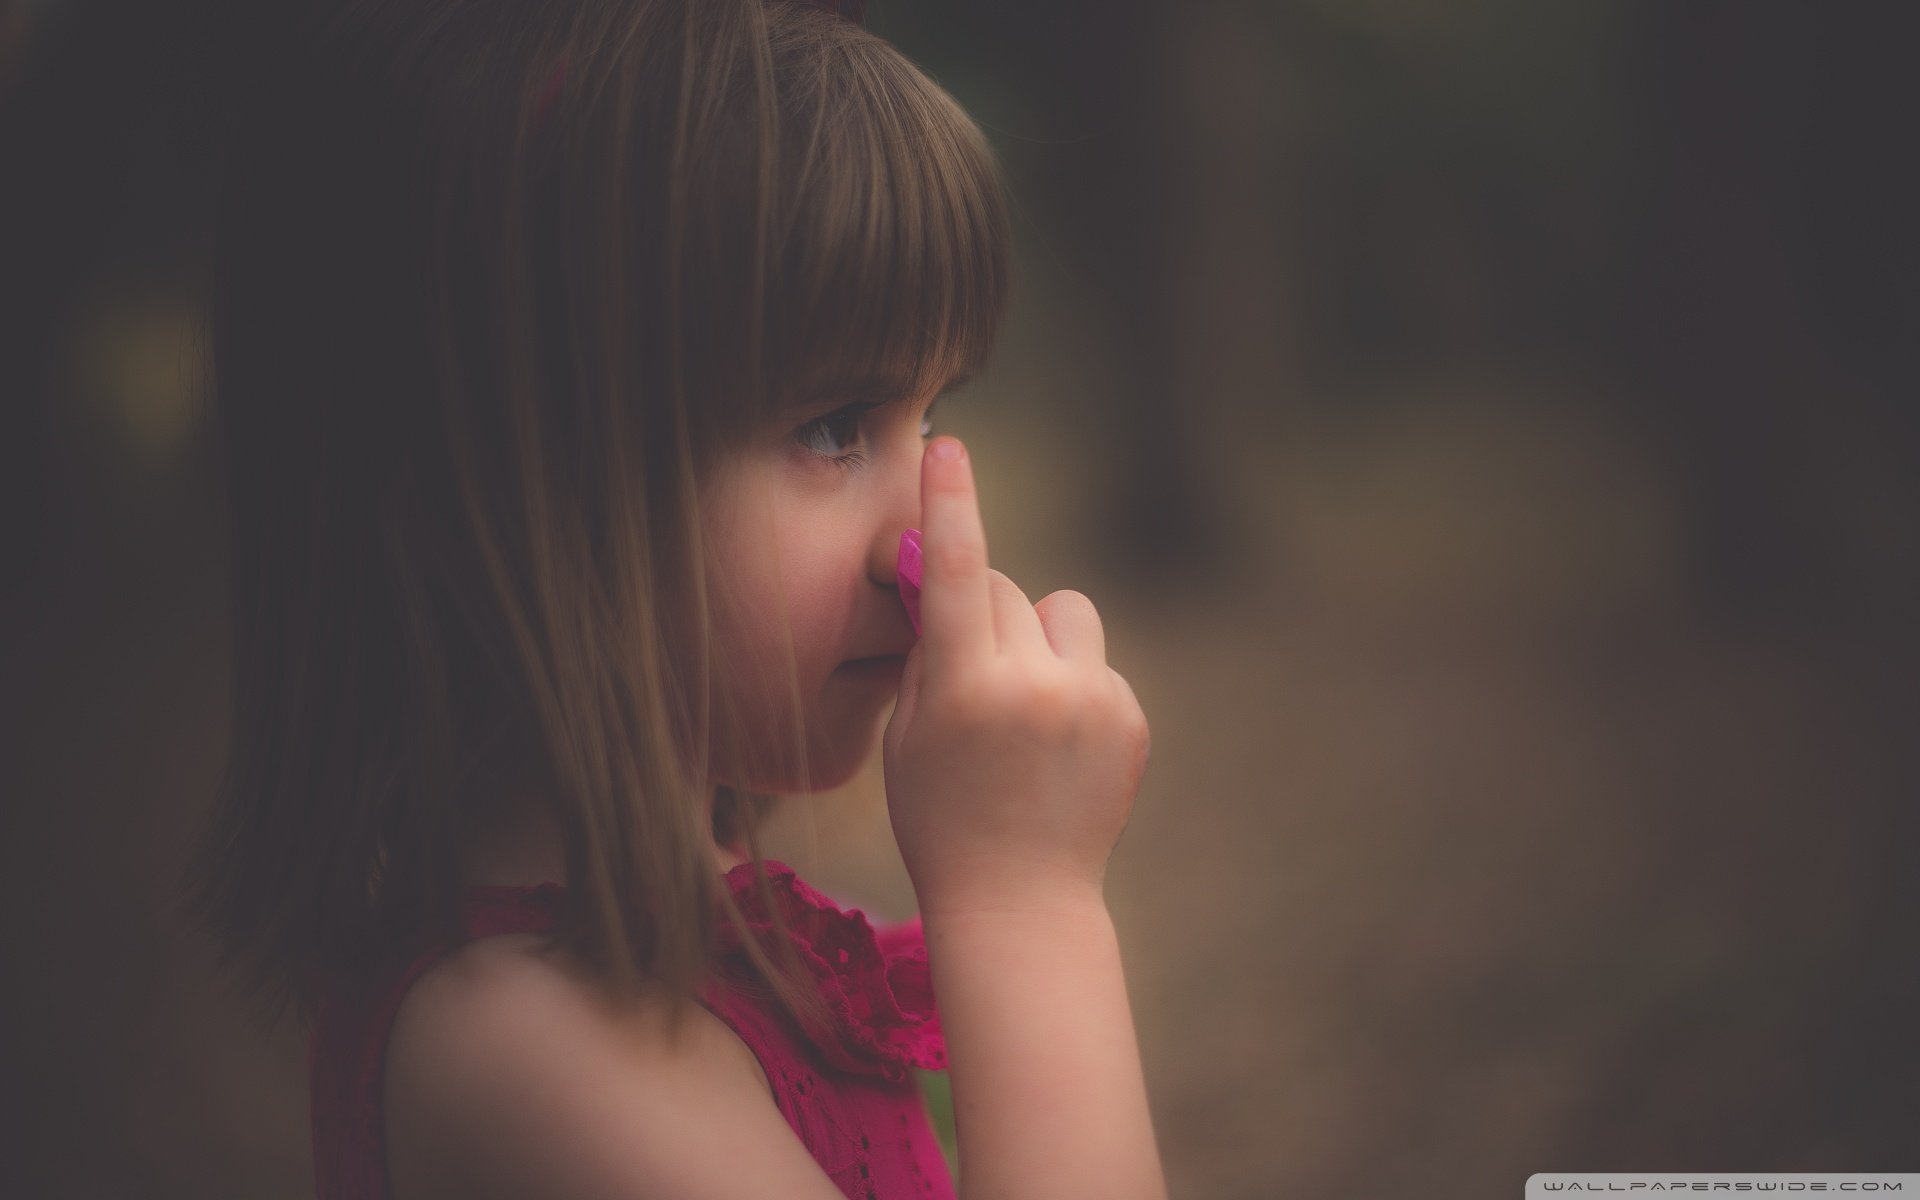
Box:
[184,0,1163,1196]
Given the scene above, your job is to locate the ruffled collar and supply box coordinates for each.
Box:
[709,859,946,1083]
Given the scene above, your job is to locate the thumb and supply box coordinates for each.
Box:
[889,641,924,737]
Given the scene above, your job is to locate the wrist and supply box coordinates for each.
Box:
[915,872,1110,927]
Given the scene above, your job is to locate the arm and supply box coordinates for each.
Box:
[885,436,1167,1199]
[928,891,1168,1200]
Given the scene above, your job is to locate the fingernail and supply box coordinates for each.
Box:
[930,438,962,464]
[898,529,923,636]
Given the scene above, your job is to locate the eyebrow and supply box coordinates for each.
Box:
[800,367,976,411]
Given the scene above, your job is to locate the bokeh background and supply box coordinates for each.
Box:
[4,1,1917,1196]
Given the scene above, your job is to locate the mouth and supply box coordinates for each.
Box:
[839,655,906,680]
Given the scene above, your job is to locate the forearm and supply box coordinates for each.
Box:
[923,894,1167,1200]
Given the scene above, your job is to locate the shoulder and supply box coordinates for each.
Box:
[384,933,831,1200]
[388,932,771,1096]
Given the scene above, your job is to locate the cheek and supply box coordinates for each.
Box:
[697,584,887,794]
[710,548,796,660]
[709,511,842,668]
[702,564,826,745]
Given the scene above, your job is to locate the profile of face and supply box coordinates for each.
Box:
[689,382,946,795]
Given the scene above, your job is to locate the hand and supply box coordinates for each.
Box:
[882,437,1152,919]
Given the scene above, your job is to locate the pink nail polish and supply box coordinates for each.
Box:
[898,528,923,636]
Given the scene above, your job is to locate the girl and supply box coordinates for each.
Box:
[183,0,1162,1196]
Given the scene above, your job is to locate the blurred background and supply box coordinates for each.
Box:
[4,0,1917,1196]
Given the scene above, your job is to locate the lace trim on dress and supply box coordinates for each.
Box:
[711,859,947,1084]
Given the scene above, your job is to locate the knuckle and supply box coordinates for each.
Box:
[1017,665,1081,725]
[986,569,1030,603]
[1107,672,1151,756]
[1116,708,1151,775]
[1035,589,1098,621]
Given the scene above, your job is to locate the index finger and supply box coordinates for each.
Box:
[917,436,995,672]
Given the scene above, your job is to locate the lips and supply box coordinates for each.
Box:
[843,652,908,668]
[840,654,906,682]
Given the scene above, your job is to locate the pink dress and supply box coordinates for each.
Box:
[308,859,956,1199]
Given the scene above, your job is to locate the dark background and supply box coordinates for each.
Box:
[4,1,1917,1196]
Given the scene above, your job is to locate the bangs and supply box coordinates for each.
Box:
[758,30,1012,412]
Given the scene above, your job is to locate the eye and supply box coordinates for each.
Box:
[792,397,941,472]
[793,406,871,471]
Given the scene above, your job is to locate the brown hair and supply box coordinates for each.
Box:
[181,0,1010,1046]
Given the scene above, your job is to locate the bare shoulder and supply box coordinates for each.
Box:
[384,933,838,1200]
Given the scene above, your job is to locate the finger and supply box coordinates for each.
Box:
[1032,590,1106,665]
[889,642,922,733]
[986,569,1052,659]
[917,436,995,672]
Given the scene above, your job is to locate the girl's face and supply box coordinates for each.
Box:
[692,377,952,794]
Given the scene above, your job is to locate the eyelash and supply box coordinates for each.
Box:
[794,402,940,472]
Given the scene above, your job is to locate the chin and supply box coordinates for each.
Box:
[712,726,878,795]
